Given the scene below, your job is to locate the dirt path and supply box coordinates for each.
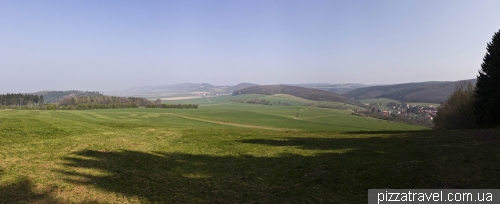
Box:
[163,113,297,131]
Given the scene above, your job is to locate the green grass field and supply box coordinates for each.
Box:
[168,94,366,111]
[1,101,498,203]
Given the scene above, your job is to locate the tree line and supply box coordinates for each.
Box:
[146,104,198,109]
[230,98,291,106]
[305,102,353,110]
[59,103,140,110]
[58,96,152,107]
[34,90,103,103]
[0,92,202,110]
[0,93,44,106]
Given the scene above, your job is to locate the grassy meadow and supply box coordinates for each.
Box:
[0,95,499,203]
[161,97,214,105]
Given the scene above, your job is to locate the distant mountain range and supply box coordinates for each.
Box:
[31,79,476,104]
[112,82,370,95]
[346,79,476,103]
[288,83,372,94]
[233,79,477,104]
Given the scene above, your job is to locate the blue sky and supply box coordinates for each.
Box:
[1,0,499,92]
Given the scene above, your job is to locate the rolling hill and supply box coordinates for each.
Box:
[346,79,476,103]
[229,83,259,91]
[234,85,358,104]
[289,83,372,94]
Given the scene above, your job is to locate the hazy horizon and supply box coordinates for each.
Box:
[2,0,499,93]
[4,79,477,94]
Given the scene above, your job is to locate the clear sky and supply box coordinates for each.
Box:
[1,0,499,93]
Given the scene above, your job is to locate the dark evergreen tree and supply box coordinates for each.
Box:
[474,29,500,128]
[0,93,42,106]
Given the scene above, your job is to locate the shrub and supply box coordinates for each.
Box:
[433,82,477,130]
[46,104,57,110]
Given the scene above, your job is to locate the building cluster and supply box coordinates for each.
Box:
[386,103,437,120]
[362,102,438,121]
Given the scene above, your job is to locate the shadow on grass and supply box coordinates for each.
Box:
[0,169,60,204]
[59,150,350,203]
[57,129,500,203]
[341,129,434,135]
[239,130,442,151]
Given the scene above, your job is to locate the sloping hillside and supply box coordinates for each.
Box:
[346,79,476,103]
[290,83,371,94]
[230,83,259,91]
[234,85,357,104]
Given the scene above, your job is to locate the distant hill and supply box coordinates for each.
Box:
[162,83,215,90]
[234,85,357,104]
[32,90,103,103]
[132,83,215,91]
[106,83,223,97]
[289,83,372,94]
[346,79,476,103]
[230,83,372,94]
[230,83,259,91]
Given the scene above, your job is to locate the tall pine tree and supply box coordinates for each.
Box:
[474,29,500,128]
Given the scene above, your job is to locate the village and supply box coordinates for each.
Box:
[374,102,438,121]
[353,101,438,127]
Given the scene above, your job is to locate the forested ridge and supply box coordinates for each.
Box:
[346,79,476,103]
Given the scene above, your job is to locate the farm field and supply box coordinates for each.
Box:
[163,93,336,106]
[170,93,365,110]
[161,97,214,105]
[4,1,500,204]
[0,102,499,203]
